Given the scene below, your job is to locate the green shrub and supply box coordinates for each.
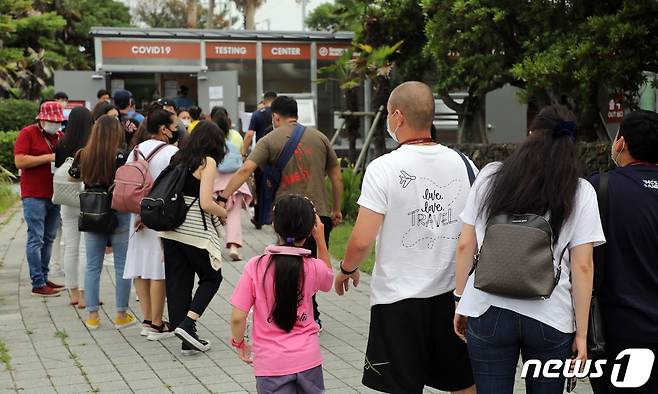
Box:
[0,99,39,131]
[449,143,614,176]
[340,166,363,221]
[0,131,19,175]
[0,166,18,215]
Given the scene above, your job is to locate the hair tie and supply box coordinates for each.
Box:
[285,237,296,245]
[552,121,576,141]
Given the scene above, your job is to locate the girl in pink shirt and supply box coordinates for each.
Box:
[230,195,334,393]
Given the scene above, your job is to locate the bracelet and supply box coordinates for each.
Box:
[230,337,246,349]
[453,290,462,303]
[217,195,228,203]
[340,260,358,275]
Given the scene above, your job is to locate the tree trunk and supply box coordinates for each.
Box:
[345,87,360,164]
[207,0,215,28]
[574,82,606,142]
[186,0,197,28]
[458,95,487,143]
[372,76,391,158]
[244,1,256,30]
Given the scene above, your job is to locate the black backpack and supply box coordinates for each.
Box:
[78,186,117,233]
[140,164,197,231]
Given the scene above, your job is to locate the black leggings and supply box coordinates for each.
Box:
[163,239,222,328]
[302,216,333,321]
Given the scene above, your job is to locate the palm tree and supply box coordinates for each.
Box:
[232,0,264,30]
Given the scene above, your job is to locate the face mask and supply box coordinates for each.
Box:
[42,122,61,135]
[166,126,180,144]
[386,112,400,143]
[611,140,624,167]
[181,119,190,127]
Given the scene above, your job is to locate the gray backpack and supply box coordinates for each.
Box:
[472,213,568,299]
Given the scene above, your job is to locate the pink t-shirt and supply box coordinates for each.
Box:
[230,245,334,377]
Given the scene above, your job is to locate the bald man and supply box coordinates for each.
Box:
[335,81,477,394]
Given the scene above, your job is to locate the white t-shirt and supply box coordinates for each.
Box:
[456,163,606,333]
[357,144,477,306]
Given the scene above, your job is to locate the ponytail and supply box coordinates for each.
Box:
[265,255,305,332]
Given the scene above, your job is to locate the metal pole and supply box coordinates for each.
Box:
[355,105,384,172]
[363,79,372,140]
[330,118,346,146]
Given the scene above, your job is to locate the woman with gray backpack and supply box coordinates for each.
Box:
[453,105,605,393]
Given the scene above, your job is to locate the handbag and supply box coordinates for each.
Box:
[473,213,567,299]
[52,157,83,207]
[78,186,117,233]
[588,172,608,358]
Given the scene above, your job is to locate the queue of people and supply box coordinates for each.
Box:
[12,82,658,394]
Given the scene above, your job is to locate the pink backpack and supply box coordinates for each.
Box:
[111,143,168,214]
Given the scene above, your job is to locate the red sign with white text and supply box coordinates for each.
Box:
[206,42,257,59]
[607,93,624,124]
[102,40,200,59]
[317,44,350,60]
[262,43,310,60]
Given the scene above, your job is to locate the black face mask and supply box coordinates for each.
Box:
[167,126,180,144]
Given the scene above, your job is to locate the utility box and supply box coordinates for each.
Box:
[485,84,528,143]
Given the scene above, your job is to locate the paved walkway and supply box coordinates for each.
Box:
[0,203,592,393]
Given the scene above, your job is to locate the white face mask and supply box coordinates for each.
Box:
[181,119,190,127]
[42,121,61,135]
[386,112,400,143]
[611,140,625,167]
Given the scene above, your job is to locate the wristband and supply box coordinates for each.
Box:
[216,195,228,203]
[340,260,358,275]
[453,290,462,303]
[230,337,246,349]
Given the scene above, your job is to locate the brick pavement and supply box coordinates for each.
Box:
[0,203,593,393]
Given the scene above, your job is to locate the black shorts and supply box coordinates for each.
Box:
[362,292,474,393]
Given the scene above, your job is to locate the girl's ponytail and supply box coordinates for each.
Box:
[270,254,305,332]
[266,195,317,332]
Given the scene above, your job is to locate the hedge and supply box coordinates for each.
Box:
[0,131,19,175]
[0,99,40,131]
[448,143,614,176]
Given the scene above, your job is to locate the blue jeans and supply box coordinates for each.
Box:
[84,212,131,313]
[466,306,573,394]
[22,198,61,288]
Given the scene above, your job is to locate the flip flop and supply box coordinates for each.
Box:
[70,301,79,306]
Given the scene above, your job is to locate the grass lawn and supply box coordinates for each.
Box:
[329,222,375,274]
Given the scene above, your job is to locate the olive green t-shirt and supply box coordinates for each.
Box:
[248,123,339,217]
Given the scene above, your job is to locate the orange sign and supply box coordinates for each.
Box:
[317,44,350,60]
[206,42,257,59]
[262,43,310,60]
[102,40,200,59]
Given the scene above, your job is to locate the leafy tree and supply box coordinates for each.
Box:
[1,0,132,99]
[308,0,431,158]
[423,0,658,141]
[512,0,658,140]
[137,0,236,29]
